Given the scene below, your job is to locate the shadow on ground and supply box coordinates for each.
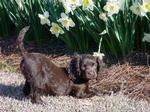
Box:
[0,36,68,56]
[0,83,24,101]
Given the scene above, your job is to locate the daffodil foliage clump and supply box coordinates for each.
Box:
[1,0,47,42]
[36,0,150,59]
[2,0,150,59]
[0,1,13,37]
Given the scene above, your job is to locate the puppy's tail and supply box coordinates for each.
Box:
[17,26,30,56]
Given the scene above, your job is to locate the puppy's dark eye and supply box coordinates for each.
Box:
[92,63,95,66]
[83,64,86,67]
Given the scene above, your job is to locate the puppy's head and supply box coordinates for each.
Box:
[68,55,105,82]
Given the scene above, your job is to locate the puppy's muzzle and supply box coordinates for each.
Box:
[86,70,97,80]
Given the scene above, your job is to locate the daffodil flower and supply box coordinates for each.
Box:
[93,52,105,60]
[57,13,75,31]
[61,0,80,14]
[109,0,125,11]
[50,23,64,37]
[93,38,104,60]
[130,3,145,16]
[63,2,73,14]
[38,11,50,26]
[82,0,94,11]
[103,1,121,16]
[69,0,81,6]
[143,0,150,12]
[143,33,150,42]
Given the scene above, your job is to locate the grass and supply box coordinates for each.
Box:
[0,62,17,73]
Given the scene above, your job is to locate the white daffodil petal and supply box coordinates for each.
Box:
[60,30,65,34]
[61,13,68,18]
[40,19,46,25]
[69,20,75,27]
[44,11,49,18]
[62,0,77,14]
[82,0,94,10]
[40,18,50,26]
[55,33,59,37]
[143,33,150,42]
[64,4,72,14]
[93,52,105,60]
[69,0,81,7]
[38,11,50,26]
[38,14,44,18]
[143,1,150,12]
[130,3,146,16]
[70,0,77,5]
[51,22,55,26]
[65,26,70,31]
[46,19,50,26]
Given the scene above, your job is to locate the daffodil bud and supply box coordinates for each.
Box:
[99,13,107,22]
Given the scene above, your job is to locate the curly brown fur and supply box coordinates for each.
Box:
[68,55,105,84]
[18,27,95,103]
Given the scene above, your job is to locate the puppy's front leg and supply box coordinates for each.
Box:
[30,93,42,104]
[23,81,30,96]
[73,83,95,98]
[29,85,43,104]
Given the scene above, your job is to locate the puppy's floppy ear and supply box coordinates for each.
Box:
[96,57,105,74]
[96,57,108,80]
[68,56,81,81]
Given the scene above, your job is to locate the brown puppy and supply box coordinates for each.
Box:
[68,55,105,84]
[18,27,94,103]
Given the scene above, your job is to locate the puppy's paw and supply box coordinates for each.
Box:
[85,92,96,98]
[31,98,45,105]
